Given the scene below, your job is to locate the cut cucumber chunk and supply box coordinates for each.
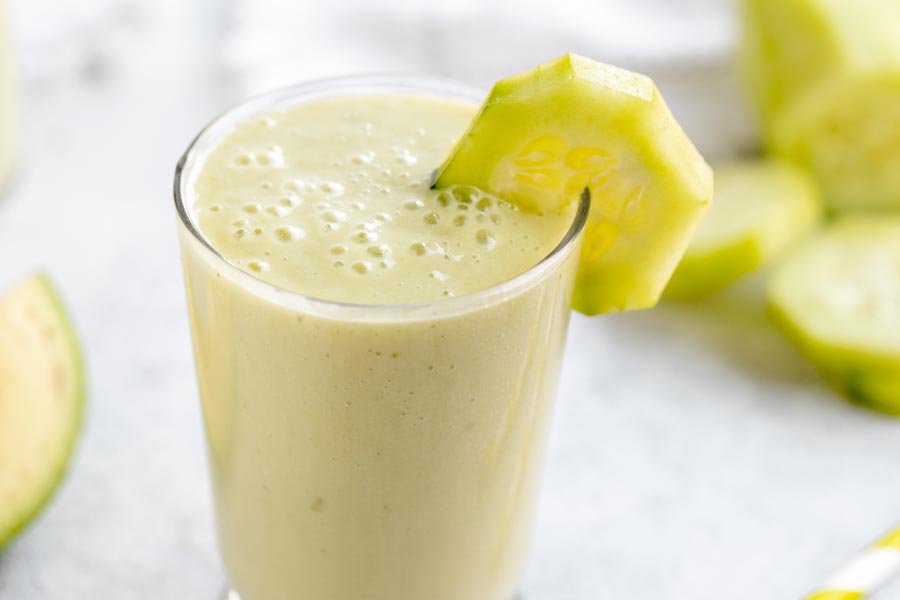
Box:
[741,0,900,210]
[767,218,900,413]
[666,159,822,300]
[772,74,900,211]
[0,275,84,550]
[433,54,713,315]
[740,0,846,137]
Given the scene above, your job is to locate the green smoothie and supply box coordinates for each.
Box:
[177,83,584,600]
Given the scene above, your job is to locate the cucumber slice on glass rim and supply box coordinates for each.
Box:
[433,54,713,315]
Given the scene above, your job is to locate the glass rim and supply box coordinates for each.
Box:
[173,73,590,321]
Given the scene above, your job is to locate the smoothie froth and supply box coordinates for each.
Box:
[191,94,575,304]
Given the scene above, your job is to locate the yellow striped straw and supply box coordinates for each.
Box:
[804,526,900,600]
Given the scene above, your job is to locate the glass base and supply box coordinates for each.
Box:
[222,590,524,600]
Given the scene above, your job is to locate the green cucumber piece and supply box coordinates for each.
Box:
[666,160,822,300]
[433,54,713,315]
[741,0,900,210]
[0,274,84,550]
[772,73,900,211]
[767,217,900,413]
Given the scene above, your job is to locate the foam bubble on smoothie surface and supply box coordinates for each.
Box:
[192,95,575,304]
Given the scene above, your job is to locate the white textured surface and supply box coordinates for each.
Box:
[0,1,899,599]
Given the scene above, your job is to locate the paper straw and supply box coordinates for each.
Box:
[804,527,900,600]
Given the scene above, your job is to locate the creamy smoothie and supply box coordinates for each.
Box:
[177,80,585,600]
[0,0,16,189]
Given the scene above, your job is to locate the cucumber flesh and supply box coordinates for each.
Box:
[772,75,900,210]
[0,275,84,550]
[740,0,843,133]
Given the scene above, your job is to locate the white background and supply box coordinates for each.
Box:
[0,1,898,599]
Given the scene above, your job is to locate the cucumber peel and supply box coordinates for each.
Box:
[433,54,713,315]
[666,160,822,300]
[767,218,900,414]
[0,274,84,550]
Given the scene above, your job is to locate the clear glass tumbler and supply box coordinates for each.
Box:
[174,76,588,600]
